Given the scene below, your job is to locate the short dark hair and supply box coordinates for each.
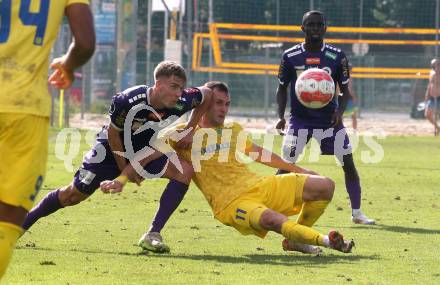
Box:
[204,81,229,94]
[302,10,326,25]
[154,61,187,82]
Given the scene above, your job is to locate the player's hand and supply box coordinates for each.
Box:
[48,57,74,89]
[100,180,125,194]
[331,110,343,127]
[275,118,286,135]
[175,128,194,149]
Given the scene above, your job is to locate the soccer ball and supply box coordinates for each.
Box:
[295,68,335,109]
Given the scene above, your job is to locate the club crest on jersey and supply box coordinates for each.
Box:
[306,58,320,65]
[174,102,185,111]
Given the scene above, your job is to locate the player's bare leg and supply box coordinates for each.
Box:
[425,108,440,133]
[352,111,358,130]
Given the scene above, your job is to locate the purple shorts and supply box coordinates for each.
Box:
[282,118,352,162]
[73,141,168,195]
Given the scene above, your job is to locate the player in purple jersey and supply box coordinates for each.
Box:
[275,11,374,225]
[22,62,213,251]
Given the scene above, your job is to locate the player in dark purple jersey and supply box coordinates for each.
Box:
[22,61,213,251]
[275,11,374,225]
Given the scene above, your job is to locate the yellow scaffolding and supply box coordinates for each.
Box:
[192,23,435,79]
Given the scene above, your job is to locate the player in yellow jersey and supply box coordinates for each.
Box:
[0,0,95,278]
[101,81,355,254]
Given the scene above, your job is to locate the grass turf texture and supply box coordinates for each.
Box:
[4,130,440,284]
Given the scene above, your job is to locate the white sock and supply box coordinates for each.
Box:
[352,208,361,216]
[323,235,330,247]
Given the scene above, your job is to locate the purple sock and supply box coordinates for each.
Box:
[148,180,189,233]
[22,189,63,230]
[345,177,361,210]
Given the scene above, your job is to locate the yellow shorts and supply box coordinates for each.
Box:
[0,113,49,211]
[215,173,308,238]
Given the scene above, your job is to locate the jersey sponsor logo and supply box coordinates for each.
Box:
[325,51,337,60]
[306,58,320,65]
[184,88,199,94]
[200,142,231,155]
[78,169,96,185]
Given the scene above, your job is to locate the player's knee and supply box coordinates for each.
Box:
[303,176,334,201]
[258,209,287,232]
[171,160,193,184]
[322,177,335,200]
[59,185,87,206]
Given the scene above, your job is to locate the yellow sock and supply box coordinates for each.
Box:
[296,200,330,227]
[0,222,22,280]
[281,220,325,246]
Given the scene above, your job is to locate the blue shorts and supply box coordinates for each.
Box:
[427,97,440,110]
[282,117,352,161]
[73,140,168,195]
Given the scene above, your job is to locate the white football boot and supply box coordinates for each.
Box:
[138,232,170,253]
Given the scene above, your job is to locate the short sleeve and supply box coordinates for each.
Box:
[337,51,350,86]
[278,53,293,87]
[178,87,204,114]
[108,94,128,131]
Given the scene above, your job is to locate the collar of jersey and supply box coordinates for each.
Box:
[301,41,326,52]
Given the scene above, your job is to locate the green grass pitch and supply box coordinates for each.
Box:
[4,130,440,284]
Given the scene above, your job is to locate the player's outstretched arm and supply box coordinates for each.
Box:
[107,124,128,172]
[245,143,318,175]
[100,145,170,194]
[176,86,213,149]
[48,3,95,89]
